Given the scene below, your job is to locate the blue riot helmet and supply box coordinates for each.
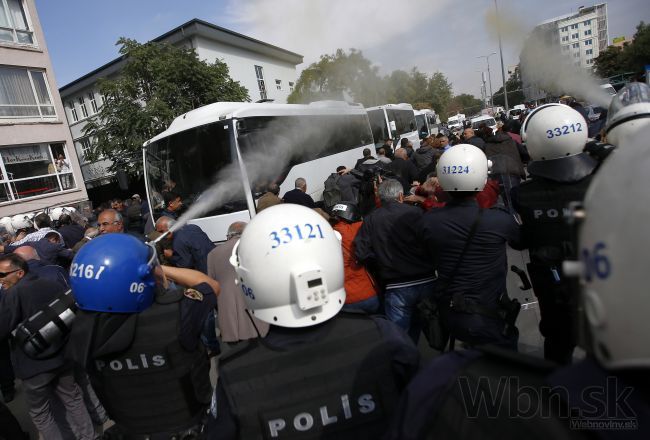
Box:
[70,234,158,313]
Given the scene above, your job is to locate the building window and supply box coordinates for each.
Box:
[572,33,579,39]
[289,81,294,92]
[561,26,568,32]
[254,65,267,100]
[0,66,55,119]
[586,59,593,65]
[78,137,92,160]
[584,29,592,36]
[586,49,593,55]
[583,20,591,26]
[574,52,580,58]
[0,143,76,203]
[585,39,592,46]
[572,43,579,49]
[67,101,78,122]
[275,79,282,91]
[0,0,34,45]
[88,92,98,114]
[561,36,569,42]
[570,24,578,30]
[78,96,88,119]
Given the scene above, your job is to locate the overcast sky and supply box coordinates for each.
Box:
[36,0,649,99]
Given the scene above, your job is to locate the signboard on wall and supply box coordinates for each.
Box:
[612,36,626,44]
[2,144,50,164]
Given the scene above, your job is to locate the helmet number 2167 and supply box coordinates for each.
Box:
[70,263,106,280]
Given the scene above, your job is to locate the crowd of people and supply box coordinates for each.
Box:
[0,82,648,439]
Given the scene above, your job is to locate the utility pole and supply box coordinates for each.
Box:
[477,53,496,112]
[495,0,509,112]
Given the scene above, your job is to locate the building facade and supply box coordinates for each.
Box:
[0,0,87,216]
[522,3,609,101]
[59,19,303,200]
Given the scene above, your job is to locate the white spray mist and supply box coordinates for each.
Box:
[485,9,612,108]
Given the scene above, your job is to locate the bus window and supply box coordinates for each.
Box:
[367,109,388,144]
[145,121,248,218]
[387,109,417,135]
[237,114,373,192]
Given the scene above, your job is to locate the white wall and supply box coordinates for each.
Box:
[194,36,299,103]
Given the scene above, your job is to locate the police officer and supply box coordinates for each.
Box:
[68,233,221,438]
[512,103,598,365]
[210,204,420,439]
[420,144,521,350]
[385,130,650,440]
[604,82,650,148]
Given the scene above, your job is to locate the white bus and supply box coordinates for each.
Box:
[143,101,374,242]
[414,109,440,139]
[365,104,419,150]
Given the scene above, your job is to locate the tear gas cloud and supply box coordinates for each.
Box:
[485,9,612,108]
[225,0,451,71]
[170,115,344,233]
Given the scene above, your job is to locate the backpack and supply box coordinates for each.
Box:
[322,173,342,210]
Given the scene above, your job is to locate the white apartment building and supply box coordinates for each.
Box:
[59,19,303,198]
[523,3,609,101]
[0,0,87,216]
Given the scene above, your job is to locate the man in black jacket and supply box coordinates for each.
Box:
[354,179,436,342]
[0,254,94,439]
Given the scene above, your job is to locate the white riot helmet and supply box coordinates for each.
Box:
[521,103,588,160]
[521,103,596,181]
[229,204,345,328]
[569,134,649,369]
[0,217,15,235]
[11,214,33,231]
[49,206,76,221]
[436,144,490,192]
[605,82,650,147]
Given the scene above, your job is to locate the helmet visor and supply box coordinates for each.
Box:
[606,83,650,127]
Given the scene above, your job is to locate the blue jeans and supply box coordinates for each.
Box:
[342,296,381,314]
[384,280,435,343]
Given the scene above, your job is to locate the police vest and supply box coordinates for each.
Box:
[424,347,587,440]
[218,314,400,440]
[89,298,212,435]
[516,175,593,263]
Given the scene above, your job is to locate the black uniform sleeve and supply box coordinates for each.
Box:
[178,282,217,351]
[206,382,238,439]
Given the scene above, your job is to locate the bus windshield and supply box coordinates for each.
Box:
[367,109,388,145]
[144,121,248,219]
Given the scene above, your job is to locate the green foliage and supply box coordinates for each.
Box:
[448,93,483,116]
[594,21,650,79]
[288,49,454,119]
[287,49,385,106]
[83,38,249,174]
[492,66,525,108]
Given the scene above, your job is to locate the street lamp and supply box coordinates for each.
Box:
[477,52,497,112]
[494,0,509,112]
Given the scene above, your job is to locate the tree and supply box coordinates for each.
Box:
[83,38,249,174]
[492,66,525,108]
[427,72,453,121]
[448,93,483,115]
[593,45,625,78]
[287,49,386,106]
[594,21,650,80]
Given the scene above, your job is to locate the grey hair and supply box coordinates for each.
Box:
[226,221,247,240]
[377,179,404,203]
[295,177,307,189]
